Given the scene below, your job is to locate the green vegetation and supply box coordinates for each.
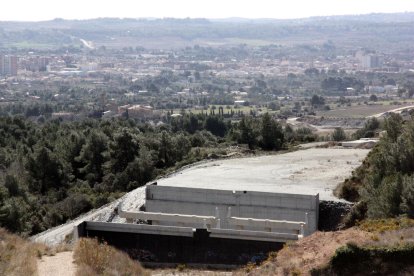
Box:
[332,127,346,141]
[313,242,414,275]
[0,113,312,235]
[338,113,414,223]
[358,217,414,233]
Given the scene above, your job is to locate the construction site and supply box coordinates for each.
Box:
[65,147,369,266]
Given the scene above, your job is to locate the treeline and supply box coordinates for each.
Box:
[339,113,414,223]
[0,113,314,235]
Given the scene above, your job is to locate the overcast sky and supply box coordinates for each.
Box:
[2,0,414,21]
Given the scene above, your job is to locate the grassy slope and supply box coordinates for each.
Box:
[0,228,48,275]
[240,219,414,276]
[73,238,149,276]
[0,228,148,276]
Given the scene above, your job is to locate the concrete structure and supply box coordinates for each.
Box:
[155,148,369,201]
[74,184,317,266]
[75,185,318,264]
[113,184,318,241]
[342,138,378,149]
[126,104,153,119]
[361,54,382,69]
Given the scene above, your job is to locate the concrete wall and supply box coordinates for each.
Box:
[145,185,318,236]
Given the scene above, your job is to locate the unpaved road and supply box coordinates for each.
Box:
[31,186,147,246]
[369,104,414,118]
[37,251,77,276]
[32,147,369,246]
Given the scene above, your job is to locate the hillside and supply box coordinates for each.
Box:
[241,219,414,275]
[1,13,414,49]
[0,227,148,276]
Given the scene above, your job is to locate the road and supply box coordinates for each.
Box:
[368,105,414,118]
[31,186,146,246]
[79,39,94,49]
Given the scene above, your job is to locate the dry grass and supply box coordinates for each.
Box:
[240,219,414,276]
[358,217,414,233]
[235,228,372,276]
[367,227,414,247]
[0,227,49,276]
[0,227,75,276]
[73,238,149,276]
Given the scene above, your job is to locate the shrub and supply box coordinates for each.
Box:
[358,217,414,233]
[332,127,346,142]
[74,238,148,276]
[0,227,46,276]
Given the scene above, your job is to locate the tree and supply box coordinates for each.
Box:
[383,113,403,143]
[109,128,140,173]
[205,116,227,137]
[26,147,66,194]
[157,131,174,167]
[332,127,346,141]
[261,113,284,150]
[310,95,325,107]
[354,118,380,139]
[239,117,257,150]
[76,131,109,184]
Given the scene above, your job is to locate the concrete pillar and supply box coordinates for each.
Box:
[227,207,232,218]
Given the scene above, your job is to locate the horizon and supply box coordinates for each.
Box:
[2,11,414,23]
[1,0,414,22]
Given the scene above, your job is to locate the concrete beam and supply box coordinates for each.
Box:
[85,221,195,237]
[210,228,300,242]
[227,217,305,231]
[118,210,218,226]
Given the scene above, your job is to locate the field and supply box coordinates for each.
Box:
[319,101,414,118]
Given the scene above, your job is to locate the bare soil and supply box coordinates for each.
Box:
[37,251,77,276]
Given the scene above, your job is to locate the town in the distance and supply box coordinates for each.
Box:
[2,13,414,276]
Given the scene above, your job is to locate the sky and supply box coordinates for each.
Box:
[1,0,414,21]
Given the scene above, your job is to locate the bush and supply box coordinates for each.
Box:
[332,127,346,142]
[74,238,148,276]
[336,179,360,202]
[0,227,46,276]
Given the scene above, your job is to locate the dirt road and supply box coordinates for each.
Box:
[37,251,77,276]
[369,105,414,118]
[31,186,147,246]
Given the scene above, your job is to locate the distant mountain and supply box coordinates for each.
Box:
[211,12,414,24]
[1,13,414,50]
